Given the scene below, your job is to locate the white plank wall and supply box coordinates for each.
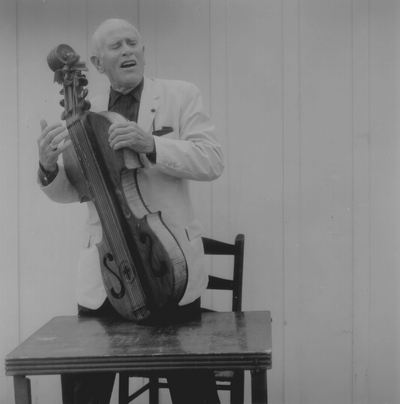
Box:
[0,0,19,403]
[352,0,371,402]
[1,1,400,403]
[369,2,399,403]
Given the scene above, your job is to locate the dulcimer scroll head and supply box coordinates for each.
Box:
[47,44,80,73]
[47,44,91,120]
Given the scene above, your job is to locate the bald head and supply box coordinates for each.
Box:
[91,19,142,58]
[90,19,146,93]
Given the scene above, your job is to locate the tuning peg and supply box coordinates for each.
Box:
[59,99,65,107]
[79,77,88,87]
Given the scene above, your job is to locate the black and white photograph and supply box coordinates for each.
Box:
[1,1,399,403]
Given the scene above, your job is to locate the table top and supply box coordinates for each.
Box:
[5,311,271,375]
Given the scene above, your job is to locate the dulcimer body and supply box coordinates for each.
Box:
[48,45,188,321]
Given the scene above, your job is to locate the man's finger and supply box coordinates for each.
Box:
[109,121,133,133]
[58,139,73,153]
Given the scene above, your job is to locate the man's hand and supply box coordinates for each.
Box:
[37,120,72,172]
[108,121,155,154]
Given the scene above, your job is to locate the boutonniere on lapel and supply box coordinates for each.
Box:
[153,126,174,137]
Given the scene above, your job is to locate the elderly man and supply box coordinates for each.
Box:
[37,18,224,404]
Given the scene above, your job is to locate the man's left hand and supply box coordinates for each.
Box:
[108,121,155,154]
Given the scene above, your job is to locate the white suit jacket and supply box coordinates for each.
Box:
[40,77,224,309]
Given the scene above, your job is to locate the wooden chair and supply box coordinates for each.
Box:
[119,234,245,404]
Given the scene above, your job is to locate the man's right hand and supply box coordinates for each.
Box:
[37,119,72,172]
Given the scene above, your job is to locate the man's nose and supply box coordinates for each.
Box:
[122,42,133,55]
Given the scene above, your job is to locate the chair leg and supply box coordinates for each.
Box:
[119,373,130,404]
[250,369,267,404]
[14,376,32,404]
[60,374,74,404]
[149,377,159,404]
[231,370,245,404]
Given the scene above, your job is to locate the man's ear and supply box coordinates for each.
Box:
[90,56,104,74]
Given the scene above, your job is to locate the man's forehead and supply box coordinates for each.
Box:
[103,23,138,39]
[91,20,141,55]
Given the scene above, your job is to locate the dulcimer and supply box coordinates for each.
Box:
[47,44,188,321]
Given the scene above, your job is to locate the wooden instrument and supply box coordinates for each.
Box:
[47,44,187,321]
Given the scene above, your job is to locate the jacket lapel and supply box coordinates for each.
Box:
[138,77,160,134]
[123,77,160,169]
[90,90,109,113]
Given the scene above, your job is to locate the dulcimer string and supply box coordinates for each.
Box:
[67,118,145,308]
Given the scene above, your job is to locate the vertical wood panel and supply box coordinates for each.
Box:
[206,0,230,312]
[299,1,354,402]
[225,2,284,402]
[352,0,371,402]
[138,0,157,78]
[0,1,19,403]
[283,1,301,403]
[369,1,399,403]
[225,0,284,307]
[396,2,400,402]
[210,0,229,241]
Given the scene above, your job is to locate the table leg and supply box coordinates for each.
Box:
[14,376,32,404]
[250,369,267,404]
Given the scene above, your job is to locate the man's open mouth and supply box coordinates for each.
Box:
[121,61,136,68]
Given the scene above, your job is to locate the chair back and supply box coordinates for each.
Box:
[118,234,246,404]
[202,234,245,312]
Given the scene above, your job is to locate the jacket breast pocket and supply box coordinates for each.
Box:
[153,126,174,137]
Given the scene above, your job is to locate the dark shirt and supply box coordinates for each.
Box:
[108,78,144,122]
[108,78,156,163]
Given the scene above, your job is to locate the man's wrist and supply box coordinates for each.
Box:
[38,162,59,186]
[39,161,58,174]
[146,137,157,164]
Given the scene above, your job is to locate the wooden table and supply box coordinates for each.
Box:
[5,310,272,404]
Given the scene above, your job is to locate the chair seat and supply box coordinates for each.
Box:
[121,370,235,381]
[214,370,236,381]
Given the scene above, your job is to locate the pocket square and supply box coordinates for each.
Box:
[153,126,174,136]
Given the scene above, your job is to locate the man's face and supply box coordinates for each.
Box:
[93,22,145,93]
